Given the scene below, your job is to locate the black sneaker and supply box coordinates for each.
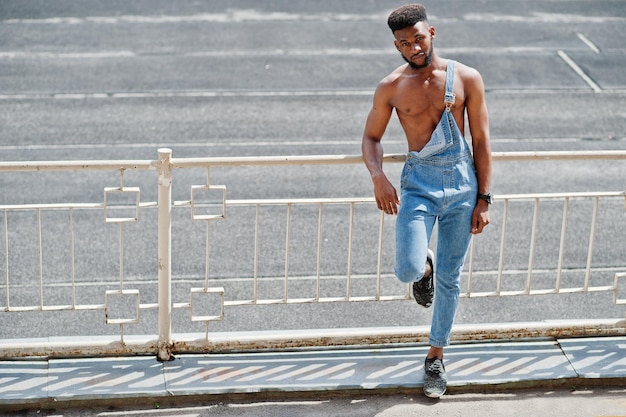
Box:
[413,249,434,308]
[423,357,447,398]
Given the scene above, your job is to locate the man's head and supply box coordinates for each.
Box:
[388,4,435,70]
[387,4,428,33]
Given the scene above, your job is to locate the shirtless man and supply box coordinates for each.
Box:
[361,4,492,398]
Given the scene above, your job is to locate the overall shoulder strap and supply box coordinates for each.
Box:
[444,60,456,111]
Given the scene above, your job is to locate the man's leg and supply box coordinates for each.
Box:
[394,210,436,284]
[428,203,474,347]
[423,202,474,398]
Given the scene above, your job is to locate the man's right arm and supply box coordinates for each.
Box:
[361,84,399,215]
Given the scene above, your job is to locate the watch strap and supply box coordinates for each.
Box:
[477,193,493,204]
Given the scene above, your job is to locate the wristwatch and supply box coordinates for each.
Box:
[477,192,493,204]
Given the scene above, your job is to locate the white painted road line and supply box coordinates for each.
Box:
[3,11,624,25]
[557,50,603,93]
[576,33,601,54]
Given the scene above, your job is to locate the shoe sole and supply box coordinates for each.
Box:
[424,390,445,399]
[423,382,446,398]
[423,380,446,399]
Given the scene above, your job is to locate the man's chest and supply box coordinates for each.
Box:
[391,77,448,118]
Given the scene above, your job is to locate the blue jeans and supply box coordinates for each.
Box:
[394,123,477,347]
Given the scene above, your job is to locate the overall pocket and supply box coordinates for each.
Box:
[416,113,454,159]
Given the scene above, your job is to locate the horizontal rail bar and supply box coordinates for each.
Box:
[0,304,105,312]
[0,160,157,172]
[0,202,158,210]
[0,303,159,313]
[171,150,626,167]
[463,285,616,298]
[173,191,625,209]
[218,295,411,306]
[172,154,367,168]
[174,197,376,207]
[498,191,624,200]
[491,150,626,161]
[1,151,624,173]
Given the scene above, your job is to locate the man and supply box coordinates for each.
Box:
[361,4,492,398]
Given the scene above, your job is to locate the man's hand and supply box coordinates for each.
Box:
[372,173,400,215]
[471,200,490,234]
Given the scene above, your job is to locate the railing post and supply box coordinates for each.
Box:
[157,148,173,361]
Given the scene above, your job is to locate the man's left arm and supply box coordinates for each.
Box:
[465,68,492,234]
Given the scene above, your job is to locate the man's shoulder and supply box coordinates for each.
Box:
[379,64,409,86]
[450,59,482,82]
[373,65,410,101]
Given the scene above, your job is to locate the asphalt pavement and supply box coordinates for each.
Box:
[0,1,625,415]
[0,0,624,338]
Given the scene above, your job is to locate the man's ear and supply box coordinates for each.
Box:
[394,40,400,50]
[430,26,436,39]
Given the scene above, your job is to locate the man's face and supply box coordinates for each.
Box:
[393,22,436,69]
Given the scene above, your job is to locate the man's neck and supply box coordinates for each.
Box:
[406,55,444,78]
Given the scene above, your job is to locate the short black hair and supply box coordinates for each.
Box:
[387,4,428,33]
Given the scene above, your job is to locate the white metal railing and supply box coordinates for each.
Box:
[0,149,624,360]
[466,191,625,298]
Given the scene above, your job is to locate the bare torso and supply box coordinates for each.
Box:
[385,59,467,152]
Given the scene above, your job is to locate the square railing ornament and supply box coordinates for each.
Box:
[105,289,140,324]
[104,187,141,223]
[190,185,226,220]
[190,287,225,322]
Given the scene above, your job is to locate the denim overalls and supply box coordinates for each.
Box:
[394,60,478,348]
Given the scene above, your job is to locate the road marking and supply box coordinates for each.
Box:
[2,86,625,102]
[0,139,374,152]
[0,137,619,154]
[0,89,374,100]
[0,137,620,154]
[0,46,597,60]
[5,266,623,289]
[1,11,385,25]
[0,51,135,59]
[464,12,625,23]
[0,49,394,59]
[3,11,624,25]
[557,50,602,93]
[576,33,601,54]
